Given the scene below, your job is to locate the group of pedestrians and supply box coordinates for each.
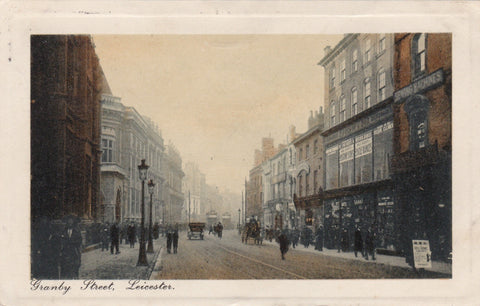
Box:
[165,224,179,254]
[354,226,376,260]
[31,215,83,279]
[100,221,141,254]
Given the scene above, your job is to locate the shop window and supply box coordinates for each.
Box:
[326,145,339,190]
[412,33,427,79]
[305,209,313,226]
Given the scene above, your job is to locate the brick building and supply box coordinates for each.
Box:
[391,33,452,263]
[31,35,102,222]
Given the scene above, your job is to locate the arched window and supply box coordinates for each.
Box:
[351,87,358,115]
[405,95,429,150]
[412,34,427,78]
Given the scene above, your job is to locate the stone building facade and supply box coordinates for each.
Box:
[31,35,102,222]
[100,94,165,224]
[292,109,325,230]
[319,34,397,252]
[183,161,207,222]
[391,33,452,262]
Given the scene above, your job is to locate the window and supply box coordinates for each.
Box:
[330,101,336,126]
[314,139,318,155]
[305,144,310,159]
[299,148,303,161]
[298,174,303,197]
[351,87,358,115]
[379,34,386,52]
[305,172,310,195]
[412,34,427,78]
[329,66,335,88]
[365,39,372,63]
[289,148,292,165]
[339,95,346,122]
[340,59,346,82]
[378,69,386,101]
[313,170,318,194]
[364,78,371,109]
[405,95,429,151]
[352,49,359,72]
[101,138,114,163]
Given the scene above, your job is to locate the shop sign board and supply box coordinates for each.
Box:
[412,240,432,269]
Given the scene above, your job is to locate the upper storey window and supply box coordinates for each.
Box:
[340,59,346,82]
[412,34,427,79]
[352,50,359,72]
[379,34,386,53]
[378,69,386,101]
[330,101,336,126]
[364,78,371,109]
[329,66,336,89]
[365,39,372,63]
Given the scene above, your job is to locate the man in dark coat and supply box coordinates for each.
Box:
[278,230,290,260]
[166,226,173,254]
[127,222,136,248]
[354,226,363,257]
[172,225,179,254]
[217,222,223,239]
[101,222,110,251]
[60,215,82,279]
[110,222,120,254]
[365,227,376,260]
[315,226,324,251]
[32,217,61,279]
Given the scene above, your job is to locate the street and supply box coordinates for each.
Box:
[151,230,447,279]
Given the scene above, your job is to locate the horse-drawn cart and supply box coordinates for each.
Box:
[187,222,205,240]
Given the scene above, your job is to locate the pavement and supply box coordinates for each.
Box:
[79,239,162,279]
[262,238,452,275]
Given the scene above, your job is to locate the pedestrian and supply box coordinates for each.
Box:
[101,222,110,251]
[60,215,82,279]
[354,226,363,258]
[128,222,136,248]
[110,222,120,254]
[217,222,223,239]
[278,230,290,260]
[32,216,61,279]
[341,228,349,252]
[209,225,213,235]
[315,226,324,251]
[365,227,376,260]
[172,225,179,254]
[166,226,173,254]
[153,222,159,239]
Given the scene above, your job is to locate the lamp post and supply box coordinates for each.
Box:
[238,208,241,234]
[147,179,155,253]
[137,159,149,266]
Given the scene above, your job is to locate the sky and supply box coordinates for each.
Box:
[93,35,342,194]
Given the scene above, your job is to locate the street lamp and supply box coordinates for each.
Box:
[147,179,155,253]
[137,159,149,266]
[238,208,241,230]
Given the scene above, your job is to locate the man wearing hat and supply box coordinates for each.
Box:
[60,215,82,279]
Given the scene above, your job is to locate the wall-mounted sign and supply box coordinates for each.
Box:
[394,69,444,103]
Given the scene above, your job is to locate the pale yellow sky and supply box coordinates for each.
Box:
[93,35,342,193]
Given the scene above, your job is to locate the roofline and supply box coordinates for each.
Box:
[317,34,359,67]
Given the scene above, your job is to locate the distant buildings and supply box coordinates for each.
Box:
[246,33,451,263]
[163,144,185,224]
